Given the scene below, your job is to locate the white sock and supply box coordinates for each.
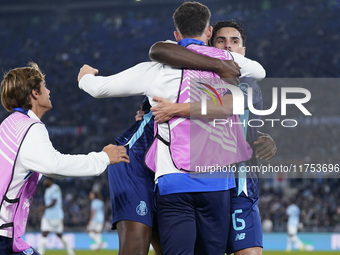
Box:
[38,236,47,255]
[95,232,102,245]
[292,235,304,249]
[89,231,102,245]
[60,237,75,255]
[287,236,292,250]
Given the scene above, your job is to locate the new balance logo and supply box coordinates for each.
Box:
[235,233,246,241]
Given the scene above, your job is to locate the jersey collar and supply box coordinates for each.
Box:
[177,38,205,47]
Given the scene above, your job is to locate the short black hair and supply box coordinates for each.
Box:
[211,19,247,46]
[173,1,211,38]
[43,176,54,183]
[91,190,103,200]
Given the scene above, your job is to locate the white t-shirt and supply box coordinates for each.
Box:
[287,203,300,227]
[91,199,104,223]
[43,183,63,220]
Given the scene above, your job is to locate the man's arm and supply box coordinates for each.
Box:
[230,52,266,81]
[151,95,233,123]
[149,41,240,80]
[149,42,239,122]
[87,208,96,227]
[78,63,161,98]
[44,199,57,209]
[20,124,129,178]
[151,101,277,160]
[148,42,266,122]
[149,41,265,81]
[39,198,57,214]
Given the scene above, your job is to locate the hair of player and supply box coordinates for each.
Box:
[1,62,45,112]
[172,1,211,38]
[211,19,247,46]
[43,176,54,183]
[91,190,103,200]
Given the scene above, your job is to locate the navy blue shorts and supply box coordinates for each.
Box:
[226,192,263,254]
[108,148,155,229]
[156,189,231,255]
[0,236,41,255]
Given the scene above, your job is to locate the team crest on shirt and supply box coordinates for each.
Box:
[136,201,147,216]
[23,247,34,255]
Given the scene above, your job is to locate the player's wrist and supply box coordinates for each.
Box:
[174,103,190,117]
[173,104,181,116]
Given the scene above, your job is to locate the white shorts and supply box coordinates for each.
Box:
[287,225,298,235]
[87,222,103,233]
[41,218,64,233]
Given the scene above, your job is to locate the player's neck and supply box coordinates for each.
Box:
[184,36,208,45]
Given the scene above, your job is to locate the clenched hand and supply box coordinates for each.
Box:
[102,144,130,164]
[78,64,99,82]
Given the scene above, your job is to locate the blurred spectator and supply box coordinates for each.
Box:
[262,217,273,233]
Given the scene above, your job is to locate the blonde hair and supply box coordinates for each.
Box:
[1,62,45,112]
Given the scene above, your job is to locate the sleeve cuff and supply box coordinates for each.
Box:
[98,151,110,165]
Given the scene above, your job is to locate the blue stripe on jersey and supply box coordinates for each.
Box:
[234,78,262,198]
[129,111,153,149]
[24,171,33,180]
[115,97,154,155]
[157,173,235,196]
[237,110,249,196]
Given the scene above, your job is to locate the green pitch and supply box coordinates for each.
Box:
[44,251,156,255]
[263,252,340,255]
[44,251,339,255]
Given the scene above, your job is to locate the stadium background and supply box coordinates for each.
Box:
[1,0,340,251]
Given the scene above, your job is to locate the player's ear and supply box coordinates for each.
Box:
[206,25,213,40]
[30,89,39,100]
[242,46,246,56]
[174,30,182,42]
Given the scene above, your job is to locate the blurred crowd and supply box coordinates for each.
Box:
[260,178,340,233]
[0,0,339,232]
